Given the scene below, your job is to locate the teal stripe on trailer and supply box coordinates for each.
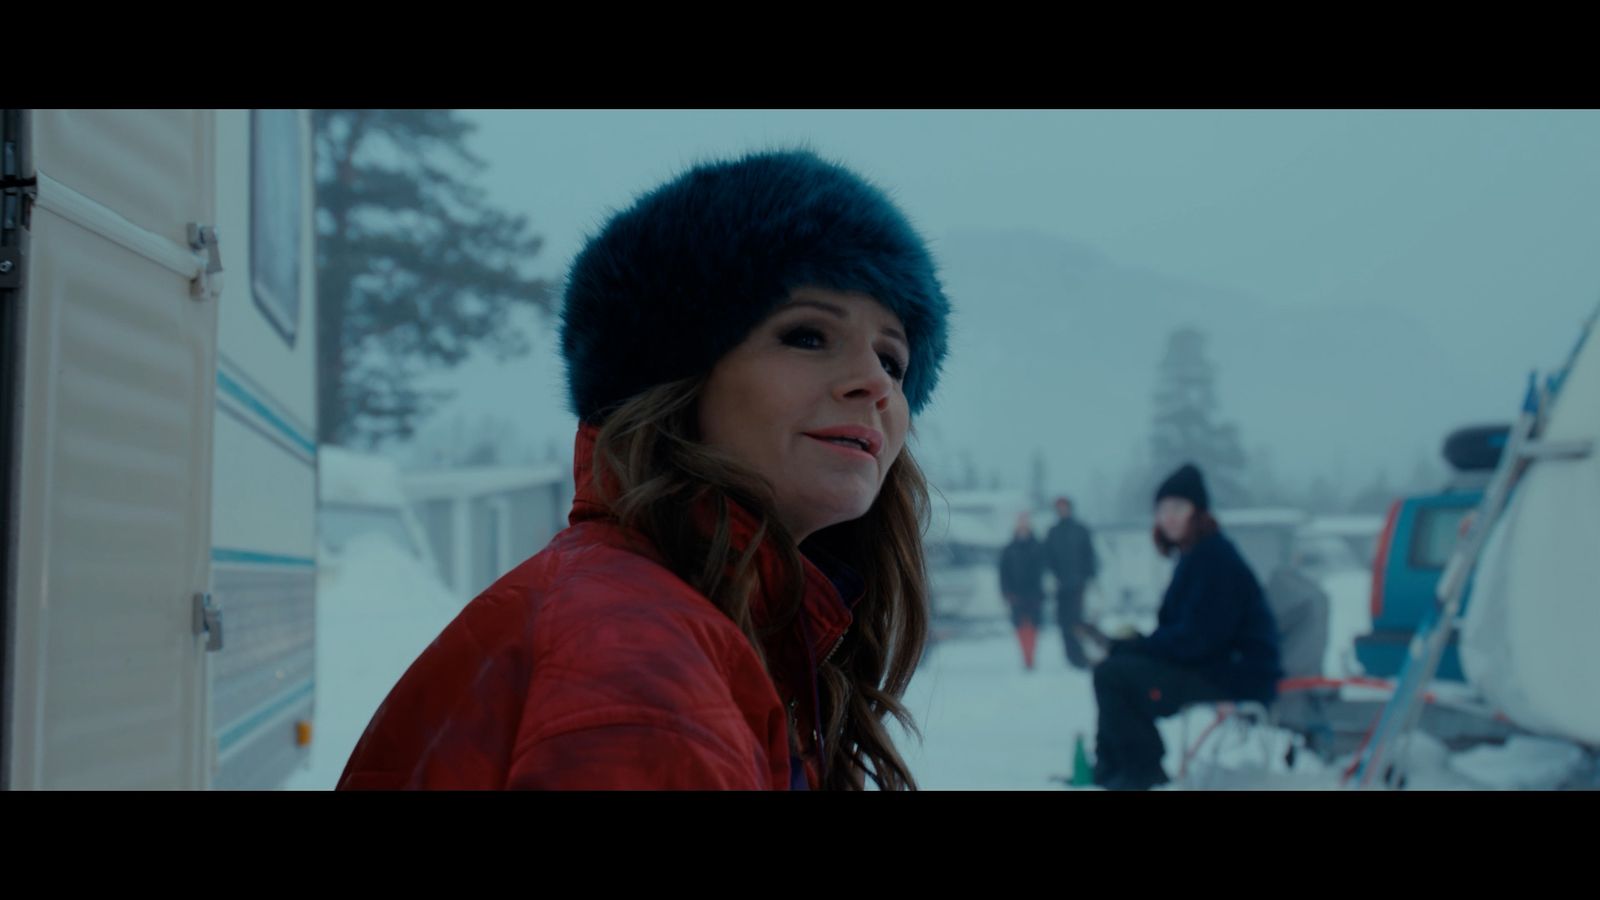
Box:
[212,548,317,568]
[217,679,316,754]
[215,369,317,457]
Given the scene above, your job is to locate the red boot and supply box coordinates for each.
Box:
[1017,620,1038,670]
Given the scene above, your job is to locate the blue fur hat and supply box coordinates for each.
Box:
[559,149,950,423]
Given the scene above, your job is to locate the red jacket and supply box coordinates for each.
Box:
[336,424,856,789]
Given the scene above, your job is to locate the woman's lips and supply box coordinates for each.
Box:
[805,433,877,462]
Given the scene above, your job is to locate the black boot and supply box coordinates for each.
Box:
[1104,766,1170,791]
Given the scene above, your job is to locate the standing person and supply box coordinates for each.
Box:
[335,149,951,790]
[1080,464,1283,791]
[999,513,1048,670]
[1045,496,1099,669]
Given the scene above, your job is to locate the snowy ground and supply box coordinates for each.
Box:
[893,571,1292,790]
[1320,569,1372,679]
[282,535,464,791]
[283,535,1594,790]
[898,567,1595,790]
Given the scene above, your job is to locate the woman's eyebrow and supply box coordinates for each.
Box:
[784,299,848,319]
[784,300,907,344]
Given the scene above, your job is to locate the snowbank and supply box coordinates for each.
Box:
[282,533,463,790]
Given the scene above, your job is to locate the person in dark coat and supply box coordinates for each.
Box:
[1045,496,1099,669]
[999,513,1048,670]
[1080,463,1283,791]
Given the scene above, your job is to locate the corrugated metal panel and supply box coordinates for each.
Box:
[32,109,210,250]
[211,566,314,789]
[10,119,215,787]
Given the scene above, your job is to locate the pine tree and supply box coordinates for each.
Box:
[1146,326,1252,508]
[314,110,555,448]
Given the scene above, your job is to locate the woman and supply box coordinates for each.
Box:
[999,513,1047,670]
[1082,463,1283,791]
[336,149,951,790]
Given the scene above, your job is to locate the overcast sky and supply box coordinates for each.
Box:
[416,109,1600,506]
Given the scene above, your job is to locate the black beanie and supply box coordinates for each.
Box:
[1154,463,1210,512]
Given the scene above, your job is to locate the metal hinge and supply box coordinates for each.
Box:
[186,223,223,300]
[193,592,224,652]
[0,246,18,290]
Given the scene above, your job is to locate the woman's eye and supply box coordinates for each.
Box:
[781,326,826,350]
[781,325,907,382]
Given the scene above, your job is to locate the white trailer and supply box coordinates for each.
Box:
[2,109,318,789]
[1461,312,1600,747]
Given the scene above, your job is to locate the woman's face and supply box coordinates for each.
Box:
[1156,497,1195,544]
[699,287,911,543]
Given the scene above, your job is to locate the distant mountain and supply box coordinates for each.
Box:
[917,227,1508,517]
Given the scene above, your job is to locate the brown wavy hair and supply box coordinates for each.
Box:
[1153,509,1220,558]
[588,376,930,791]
